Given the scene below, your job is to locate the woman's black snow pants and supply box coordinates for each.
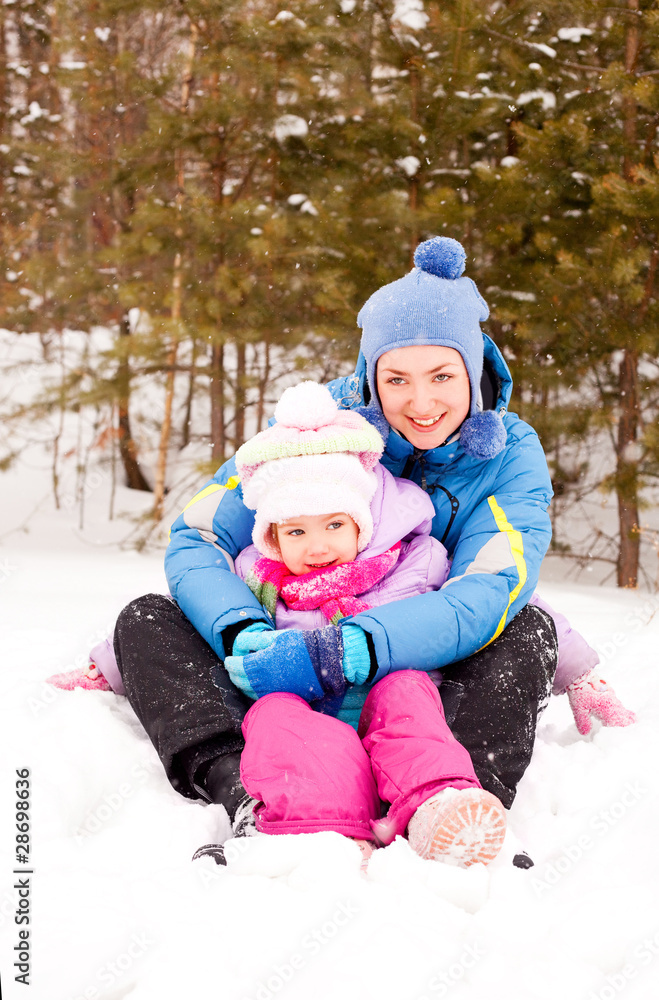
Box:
[114,594,557,814]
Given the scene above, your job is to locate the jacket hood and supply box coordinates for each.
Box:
[357,265,489,420]
[332,333,513,464]
[362,463,436,557]
[235,462,436,577]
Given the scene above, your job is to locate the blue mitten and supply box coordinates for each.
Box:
[232,622,275,657]
[225,623,275,699]
[225,626,346,702]
[341,624,371,684]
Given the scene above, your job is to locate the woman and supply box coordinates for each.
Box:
[113,237,632,848]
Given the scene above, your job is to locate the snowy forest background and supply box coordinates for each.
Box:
[3,0,659,590]
[3,6,659,1000]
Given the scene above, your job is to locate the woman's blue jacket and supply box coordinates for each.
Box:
[165,334,553,681]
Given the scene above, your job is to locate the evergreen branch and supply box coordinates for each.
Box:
[590,364,620,455]
[230,155,260,205]
[483,28,606,74]
[637,247,659,323]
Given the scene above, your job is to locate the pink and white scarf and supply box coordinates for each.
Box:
[245,543,401,625]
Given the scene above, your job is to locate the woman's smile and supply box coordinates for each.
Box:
[407,414,445,431]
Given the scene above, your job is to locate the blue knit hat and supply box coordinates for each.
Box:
[357,236,506,460]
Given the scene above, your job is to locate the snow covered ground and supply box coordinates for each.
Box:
[1,495,657,1000]
[1,356,657,1000]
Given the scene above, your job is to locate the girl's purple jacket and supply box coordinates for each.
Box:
[234,464,450,631]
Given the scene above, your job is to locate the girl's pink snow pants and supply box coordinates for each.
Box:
[240,670,481,843]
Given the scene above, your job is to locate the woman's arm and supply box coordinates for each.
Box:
[165,456,272,659]
[350,420,553,678]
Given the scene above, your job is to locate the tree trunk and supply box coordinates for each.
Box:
[622,0,640,181]
[51,333,65,509]
[0,14,6,165]
[616,349,640,588]
[152,308,180,517]
[116,315,151,492]
[109,404,118,521]
[180,338,197,450]
[615,0,641,587]
[234,340,247,449]
[255,338,271,433]
[408,62,419,268]
[152,21,197,521]
[210,341,226,463]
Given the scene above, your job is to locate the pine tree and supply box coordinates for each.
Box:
[473,0,659,587]
[47,0,178,492]
[0,1,66,334]
[5,0,659,583]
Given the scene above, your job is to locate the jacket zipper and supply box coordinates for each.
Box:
[401,447,425,483]
[400,448,460,546]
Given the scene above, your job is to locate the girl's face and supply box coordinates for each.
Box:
[376,345,471,450]
[274,513,360,575]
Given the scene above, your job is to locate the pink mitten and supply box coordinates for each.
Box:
[567,670,636,735]
[47,662,112,692]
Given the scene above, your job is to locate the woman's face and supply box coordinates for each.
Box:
[376,345,471,450]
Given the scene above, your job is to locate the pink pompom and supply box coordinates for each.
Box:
[274,381,338,430]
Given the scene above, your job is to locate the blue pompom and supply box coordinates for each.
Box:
[461,410,507,460]
[414,237,466,280]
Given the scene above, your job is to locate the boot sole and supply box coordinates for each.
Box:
[412,789,507,867]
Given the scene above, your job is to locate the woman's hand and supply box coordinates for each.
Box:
[225,626,346,702]
[566,670,636,736]
[231,621,275,657]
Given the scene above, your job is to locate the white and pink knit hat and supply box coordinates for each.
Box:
[235,381,385,559]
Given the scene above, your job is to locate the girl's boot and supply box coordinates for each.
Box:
[407,787,506,867]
